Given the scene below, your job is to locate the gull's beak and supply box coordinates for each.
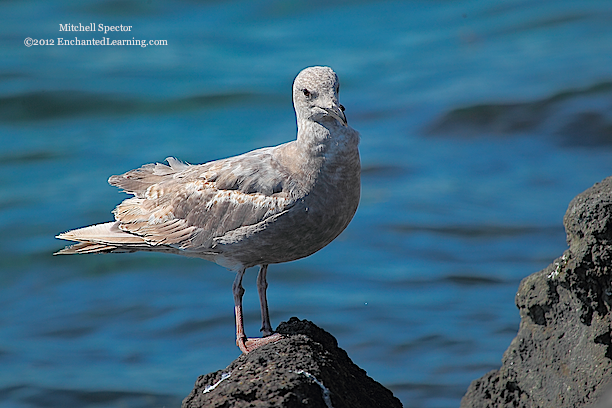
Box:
[323,103,348,127]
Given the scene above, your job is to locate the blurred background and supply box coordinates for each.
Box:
[2,1,612,407]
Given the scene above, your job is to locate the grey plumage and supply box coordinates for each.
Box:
[55,66,361,353]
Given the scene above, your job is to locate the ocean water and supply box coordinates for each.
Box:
[2,1,612,407]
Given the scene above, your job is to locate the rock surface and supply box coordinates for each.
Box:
[182,317,403,408]
[461,177,612,408]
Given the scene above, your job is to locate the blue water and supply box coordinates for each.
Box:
[2,1,612,407]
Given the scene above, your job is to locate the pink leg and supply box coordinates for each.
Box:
[232,266,282,354]
[232,268,249,353]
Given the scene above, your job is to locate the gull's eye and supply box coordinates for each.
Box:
[302,88,311,97]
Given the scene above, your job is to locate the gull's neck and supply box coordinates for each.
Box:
[297,118,329,153]
[296,117,354,156]
[274,115,359,195]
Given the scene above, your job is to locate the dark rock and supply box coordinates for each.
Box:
[182,317,403,408]
[461,177,612,408]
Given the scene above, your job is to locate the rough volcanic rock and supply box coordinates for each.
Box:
[461,177,612,408]
[182,317,403,408]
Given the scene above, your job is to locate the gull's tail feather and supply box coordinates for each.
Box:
[54,242,124,255]
[54,222,146,255]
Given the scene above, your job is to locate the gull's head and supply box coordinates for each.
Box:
[293,66,347,127]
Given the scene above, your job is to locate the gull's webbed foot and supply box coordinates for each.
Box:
[236,333,284,354]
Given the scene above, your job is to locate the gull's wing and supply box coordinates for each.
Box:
[57,145,298,254]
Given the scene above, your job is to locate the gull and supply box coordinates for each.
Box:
[55,66,361,353]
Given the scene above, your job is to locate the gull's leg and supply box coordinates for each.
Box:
[242,264,283,351]
[232,265,283,354]
[257,264,274,336]
[232,268,249,353]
